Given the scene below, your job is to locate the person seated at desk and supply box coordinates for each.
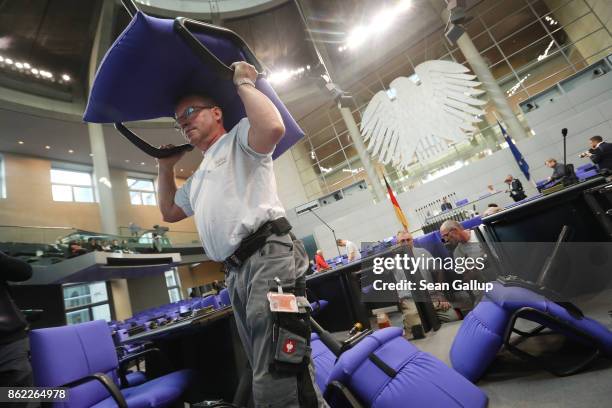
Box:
[314,249,330,272]
[504,175,526,202]
[440,220,493,303]
[545,158,567,182]
[581,135,612,171]
[337,239,361,262]
[441,197,453,211]
[68,240,88,257]
[396,230,462,323]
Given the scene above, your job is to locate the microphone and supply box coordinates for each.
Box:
[562,128,568,137]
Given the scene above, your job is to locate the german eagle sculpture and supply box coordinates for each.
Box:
[360,60,486,169]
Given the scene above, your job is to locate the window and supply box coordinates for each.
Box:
[127,177,157,206]
[51,168,95,202]
[165,269,182,303]
[0,154,5,199]
[63,282,112,324]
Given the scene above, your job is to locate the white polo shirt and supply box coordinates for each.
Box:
[174,118,286,261]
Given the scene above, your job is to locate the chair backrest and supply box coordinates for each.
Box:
[413,231,451,259]
[456,198,469,207]
[30,320,119,408]
[197,294,220,310]
[461,216,482,230]
[218,288,230,306]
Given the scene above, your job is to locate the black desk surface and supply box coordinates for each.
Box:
[481,176,610,243]
[121,306,233,344]
[484,177,607,224]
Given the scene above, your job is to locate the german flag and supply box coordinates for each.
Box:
[383,174,409,231]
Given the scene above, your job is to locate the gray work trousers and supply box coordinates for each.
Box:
[225,233,328,408]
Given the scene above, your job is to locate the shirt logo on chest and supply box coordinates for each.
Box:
[214,157,227,168]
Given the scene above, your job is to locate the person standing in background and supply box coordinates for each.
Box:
[336,239,362,262]
[504,175,526,202]
[581,135,612,171]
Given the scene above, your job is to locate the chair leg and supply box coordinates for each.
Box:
[503,307,603,377]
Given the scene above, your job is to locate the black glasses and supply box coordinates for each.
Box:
[174,105,216,132]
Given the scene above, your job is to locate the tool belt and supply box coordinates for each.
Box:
[223,217,292,269]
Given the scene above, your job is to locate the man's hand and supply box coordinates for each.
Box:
[157,144,187,169]
[232,61,257,85]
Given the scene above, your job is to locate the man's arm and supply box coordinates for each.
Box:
[157,147,188,223]
[590,148,602,164]
[0,251,32,282]
[232,62,285,155]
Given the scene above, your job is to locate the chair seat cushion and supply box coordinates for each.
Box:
[328,327,487,408]
[92,369,195,408]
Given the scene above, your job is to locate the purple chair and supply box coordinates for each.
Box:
[311,333,336,393]
[461,216,482,230]
[309,300,329,317]
[456,198,469,207]
[195,294,220,310]
[30,320,195,408]
[218,288,230,307]
[413,231,451,260]
[450,281,612,382]
[83,11,303,160]
[321,327,487,407]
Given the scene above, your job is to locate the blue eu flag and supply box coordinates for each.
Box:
[498,120,530,181]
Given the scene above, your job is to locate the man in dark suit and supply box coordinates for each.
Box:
[584,135,612,171]
[504,175,526,202]
[545,158,566,182]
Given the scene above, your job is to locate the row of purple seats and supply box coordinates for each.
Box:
[577,168,599,180]
[111,291,230,344]
[29,320,195,408]
[311,327,488,407]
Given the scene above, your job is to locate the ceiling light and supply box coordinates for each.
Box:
[0,56,3,62]
[45,145,50,150]
[23,62,30,69]
[5,58,13,65]
[125,159,130,163]
[180,168,184,172]
[61,74,71,81]
[18,140,24,144]
[31,68,39,75]
[140,162,145,165]
[68,149,74,154]
[15,62,23,69]
[89,153,93,157]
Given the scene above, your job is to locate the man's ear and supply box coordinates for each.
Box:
[214,107,223,123]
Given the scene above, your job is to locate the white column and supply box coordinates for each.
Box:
[88,0,118,234]
[456,32,529,140]
[339,106,386,201]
